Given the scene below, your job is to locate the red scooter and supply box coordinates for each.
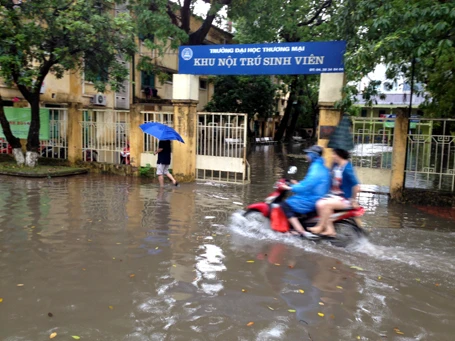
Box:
[244,167,366,247]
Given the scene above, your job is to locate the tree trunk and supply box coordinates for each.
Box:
[25,95,41,167]
[0,95,25,165]
[275,77,298,141]
[311,107,319,139]
[285,101,302,141]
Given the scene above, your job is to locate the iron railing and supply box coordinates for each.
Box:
[405,118,455,191]
[80,109,130,164]
[351,117,395,169]
[40,108,68,159]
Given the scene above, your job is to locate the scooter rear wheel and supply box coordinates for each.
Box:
[330,219,364,247]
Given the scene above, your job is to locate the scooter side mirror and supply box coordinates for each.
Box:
[287,166,298,175]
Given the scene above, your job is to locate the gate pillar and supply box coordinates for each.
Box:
[317,73,344,164]
[390,113,409,200]
[172,74,199,182]
[129,104,144,172]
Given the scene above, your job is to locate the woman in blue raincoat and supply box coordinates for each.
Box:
[280,145,331,235]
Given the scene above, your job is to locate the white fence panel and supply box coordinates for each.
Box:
[80,110,130,164]
[405,118,455,191]
[40,108,68,159]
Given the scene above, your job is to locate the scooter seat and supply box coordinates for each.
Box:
[334,207,353,213]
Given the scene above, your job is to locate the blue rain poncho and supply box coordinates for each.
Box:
[285,156,331,214]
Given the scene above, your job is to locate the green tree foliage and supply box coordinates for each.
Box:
[204,75,278,122]
[229,0,337,140]
[0,0,136,166]
[338,0,455,117]
[133,0,233,80]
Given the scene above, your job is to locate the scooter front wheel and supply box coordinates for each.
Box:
[243,209,269,224]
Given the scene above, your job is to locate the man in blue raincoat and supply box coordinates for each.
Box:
[280,145,330,236]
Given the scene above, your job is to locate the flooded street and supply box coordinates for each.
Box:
[1,145,455,341]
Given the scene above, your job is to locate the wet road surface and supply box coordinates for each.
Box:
[1,144,455,340]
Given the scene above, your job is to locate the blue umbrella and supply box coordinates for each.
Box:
[139,122,185,143]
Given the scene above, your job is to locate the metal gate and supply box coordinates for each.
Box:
[351,117,395,192]
[196,112,249,184]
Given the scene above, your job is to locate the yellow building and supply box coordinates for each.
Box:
[0,15,233,112]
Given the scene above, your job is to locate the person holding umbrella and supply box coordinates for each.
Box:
[140,122,185,188]
[154,139,178,187]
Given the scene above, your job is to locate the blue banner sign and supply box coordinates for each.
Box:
[178,41,346,75]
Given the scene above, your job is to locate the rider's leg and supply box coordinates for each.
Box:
[281,202,307,235]
[308,199,331,234]
[320,198,350,236]
[288,217,307,235]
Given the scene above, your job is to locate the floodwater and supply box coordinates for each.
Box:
[1,145,455,341]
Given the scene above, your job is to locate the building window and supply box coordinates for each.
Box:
[141,71,155,89]
[139,33,154,43]
[361,109,367,117]
[200,79,207,90]
[164,71,173,84]
[379,110,386,117]
[84,62,108,83]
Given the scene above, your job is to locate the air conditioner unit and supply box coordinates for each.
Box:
[91,94,107,106]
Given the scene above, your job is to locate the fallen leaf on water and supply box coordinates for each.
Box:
[82,268,86,271]
[49,332,57,339]
[350,266,364,271]
[87,239,92,242]
[31,226,35,229]
[155,247,159,250]
[288,309,296,313]
[435,283,441,287]
[274,263,280,266]
[246,260,255,263]
[396,331,404,335]
[109,306,114,310]
[48,312,53,317]
[241,289,247,292]
[319,302,324,306]
[330,314,335,319]
[246,322,254,326]
[415,278,421,282]
[336,286,343,289]
[116,243,122,245]
[318,312,324,317]
[17,284,24,287]
[288,265,294,269]
[378,276,382,280]
[129,274,135,278]
[0,298,3,303]
[357,336,360,340]
[112,258,115,260]
[332,267,336,270]
[298,289,304,294]
[71,336,81,340]
[172,265,176,267]
[267,306,274,311]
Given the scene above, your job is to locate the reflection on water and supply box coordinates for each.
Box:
[0,145,455,340]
